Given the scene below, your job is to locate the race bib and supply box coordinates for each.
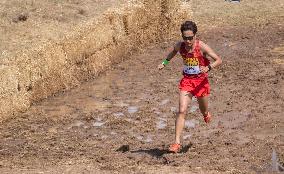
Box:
[183,65,200,75]
[183,57,200,75]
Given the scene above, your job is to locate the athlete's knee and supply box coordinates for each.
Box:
[178,110,186,117]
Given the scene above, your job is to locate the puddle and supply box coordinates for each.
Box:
[73,120,84,127]
[113,112,124,117]
[135,135,153,143]
[170,107,178,113]
[183,134,192,140]
[68,120,85,129]
[144,135,153,143]
[156,120,167,130]
[257,148,284,173]
[101,135,108,139]
[185,119,199,129]
[271,148,284,172]
[125,118,133,122]
[110,131,117,135]
[73,98,112,112]
[136,135,143,140]
[225,0,240,3]
[272,148,278,172]
[159,99,170,106]
[158,117,167,121]
[219,111,249,129]
[93,121,105,127]
[128,106,139,114]
[189,105,198,113]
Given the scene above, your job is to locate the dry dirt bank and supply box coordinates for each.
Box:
[0,0,190,119]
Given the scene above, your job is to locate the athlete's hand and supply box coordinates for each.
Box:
[158,64,165,70]
[200,66,210,73]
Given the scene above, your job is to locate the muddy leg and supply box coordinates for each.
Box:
[197,96,209,116]
[175,91,192,144]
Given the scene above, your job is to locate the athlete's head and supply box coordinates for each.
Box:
[180,21,197,46]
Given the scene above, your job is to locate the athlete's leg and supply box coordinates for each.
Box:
[175,91,192,144]
[197,95,209,116]
[197,95,211,123]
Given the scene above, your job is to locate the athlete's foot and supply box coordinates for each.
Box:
[168,143,181,153]
[203,112,211,123]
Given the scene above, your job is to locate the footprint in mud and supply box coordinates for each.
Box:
[116,145,130,153]
[130,148,168,158]
[179,144,192,153]
[161,144,193,165]
[120,144,192,156]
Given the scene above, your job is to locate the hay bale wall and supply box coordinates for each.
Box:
[0,0,191,119]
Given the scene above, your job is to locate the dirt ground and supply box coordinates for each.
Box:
[0,0,284,173]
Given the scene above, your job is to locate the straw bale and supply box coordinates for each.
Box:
[62,20,114,64]
[123,1,162,46]
[12,43,70,102]
[104,10,128,47]
[0,65,30,116]
[160,0,192,38]
[0,65,18,96]
[0,0,191,119]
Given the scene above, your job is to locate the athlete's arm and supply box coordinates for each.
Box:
[158,42,181,70]
[165,42,180,61]
[199,41,222,72]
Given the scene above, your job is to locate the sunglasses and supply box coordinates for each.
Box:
[182,35,194,41]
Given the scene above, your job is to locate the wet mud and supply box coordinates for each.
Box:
[0,24,283,173]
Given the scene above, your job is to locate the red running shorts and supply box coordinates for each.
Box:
[179,76,210,97]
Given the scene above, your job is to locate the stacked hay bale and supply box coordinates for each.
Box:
[0,0,191,119]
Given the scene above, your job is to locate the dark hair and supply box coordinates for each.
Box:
[180,21,197,35]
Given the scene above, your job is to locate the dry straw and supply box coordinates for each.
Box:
[0,0,191,119]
